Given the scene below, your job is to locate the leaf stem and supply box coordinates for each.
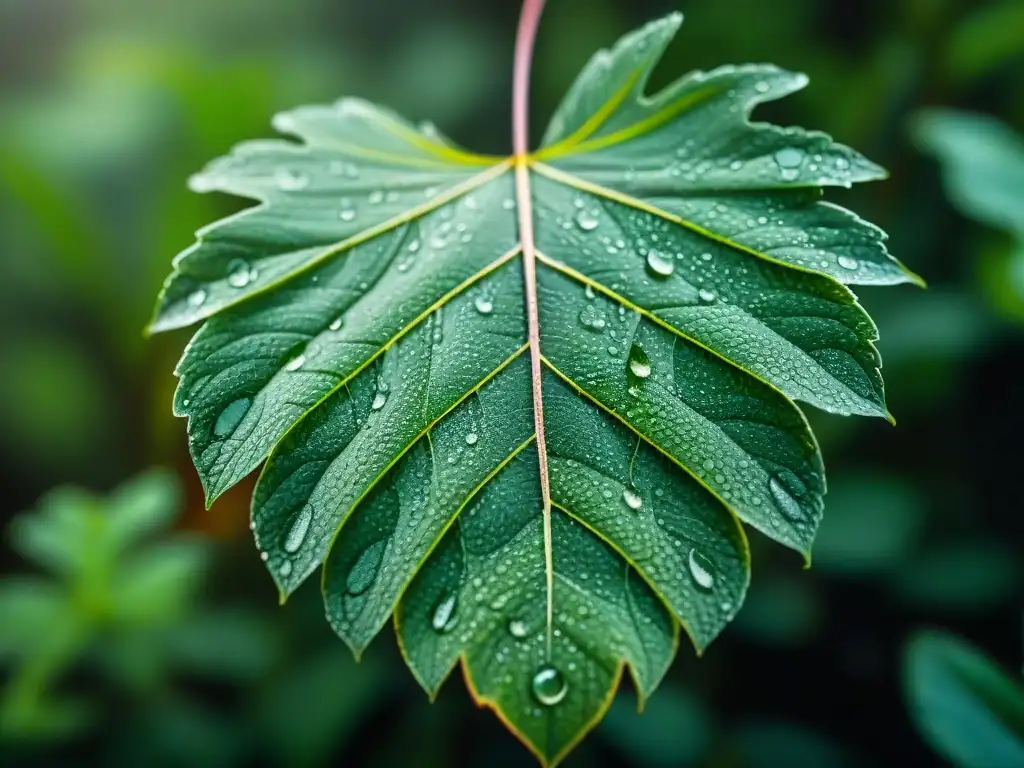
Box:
[512,0,554,657]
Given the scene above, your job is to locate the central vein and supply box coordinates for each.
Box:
[512,0,554,656]
[515,156,554,654]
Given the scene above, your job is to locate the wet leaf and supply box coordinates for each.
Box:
[904,631,1024,767]
[152,14,914,765]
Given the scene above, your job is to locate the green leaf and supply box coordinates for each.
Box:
[913,109,1024,237]
[904,631,1024,768]
[151,13,915,765]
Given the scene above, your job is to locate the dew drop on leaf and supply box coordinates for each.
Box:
[372,392,388,410]
[837,255,859,270]
[346,539,387,595]
[532,665,568,706]
[213,397,250,437]
[622,487,643,510]
[645,250,675,277]
[329,316,344,331]
[578,305,606,332]
[283,504,313,554]
[575,211,599,231]
[687,548,715,590]
[509,619,528,638]
[698,288,717,303]
[285,354,305,372]
[774,147,804,169]
[227,259,253,288]
[279,560,293,578]
[431,593,458,632]
[465,432,479,446]
[275,169,309,191]
[474,297,494,315]
[628,345,651,379]
[188,288,207,308]
[769,475,803,521]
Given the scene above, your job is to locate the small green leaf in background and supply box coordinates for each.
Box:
[893,539,1020,614]
[903,630,1024,768]
[598,683,714,767]
[0,468,205,740]
[812,473,925,577]
[913,109,1024,309]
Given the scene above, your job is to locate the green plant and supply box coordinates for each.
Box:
[0,469,205,738]
[904,630,1024,767]
[150,3,918,763]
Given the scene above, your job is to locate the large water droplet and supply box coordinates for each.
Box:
[837,255,859,270]
[329,316,344,331]
[645,250,675,278]
[532,664,568,706]
[628,345,651,379]
[698,288,717,304]
[774,147,804,169]
[187,288,207,308]
[285,354,305,371]
[575,211,599,231]
[509,619,528,638]
[283,504,313,553]
[622,487,643,510]
[465,432,479,446]
[579,305,606,332]
[474,297,493,315]
[687,548,715,590]
[371,392,388,410]
[227,259,253,288]
[275,169,309,191]
[346,539,387,595]
[431,593,458,632]
[214,397,251,437]
[769,475,803,521]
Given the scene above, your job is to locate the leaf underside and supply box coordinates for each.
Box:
[151,14,917,766]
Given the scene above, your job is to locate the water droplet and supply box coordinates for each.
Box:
[687,548,715,590]
[628,345,652,379]
[275,169,309,191]
[754,80,771,93]
[645,250,675,278]
[465,432,479,446]
[339,208,356,222]
[509,619,528,638]
[835,157,850,170]
[213,397,251,437]
[285,354,305,372]
[279,560,293,578]
[431,593,458,632]
[187,288,207,308]
[774,147,804,170]
[769,475,803,521]
[698,288,717,303]
[283,504,313,553]
[372,392,388,410]
[837,255,859,270]
[729,159,744,170]
[346,539,387,595]
[329,316,344,331]
[584,285,596,300]
[578,305,606,332]
[368,190,384,204]
[622,487,643,510]
[227,259,253,288]
[575,211,599,231]
[474,297,493,315]
[531,665,568,706]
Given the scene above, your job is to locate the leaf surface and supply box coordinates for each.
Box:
[152,14,915,765]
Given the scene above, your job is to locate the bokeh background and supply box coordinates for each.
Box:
[1,0,1022,765]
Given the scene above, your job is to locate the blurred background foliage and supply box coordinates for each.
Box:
[0,0,1021,765]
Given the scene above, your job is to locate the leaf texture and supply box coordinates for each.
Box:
[151,14,916,766]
